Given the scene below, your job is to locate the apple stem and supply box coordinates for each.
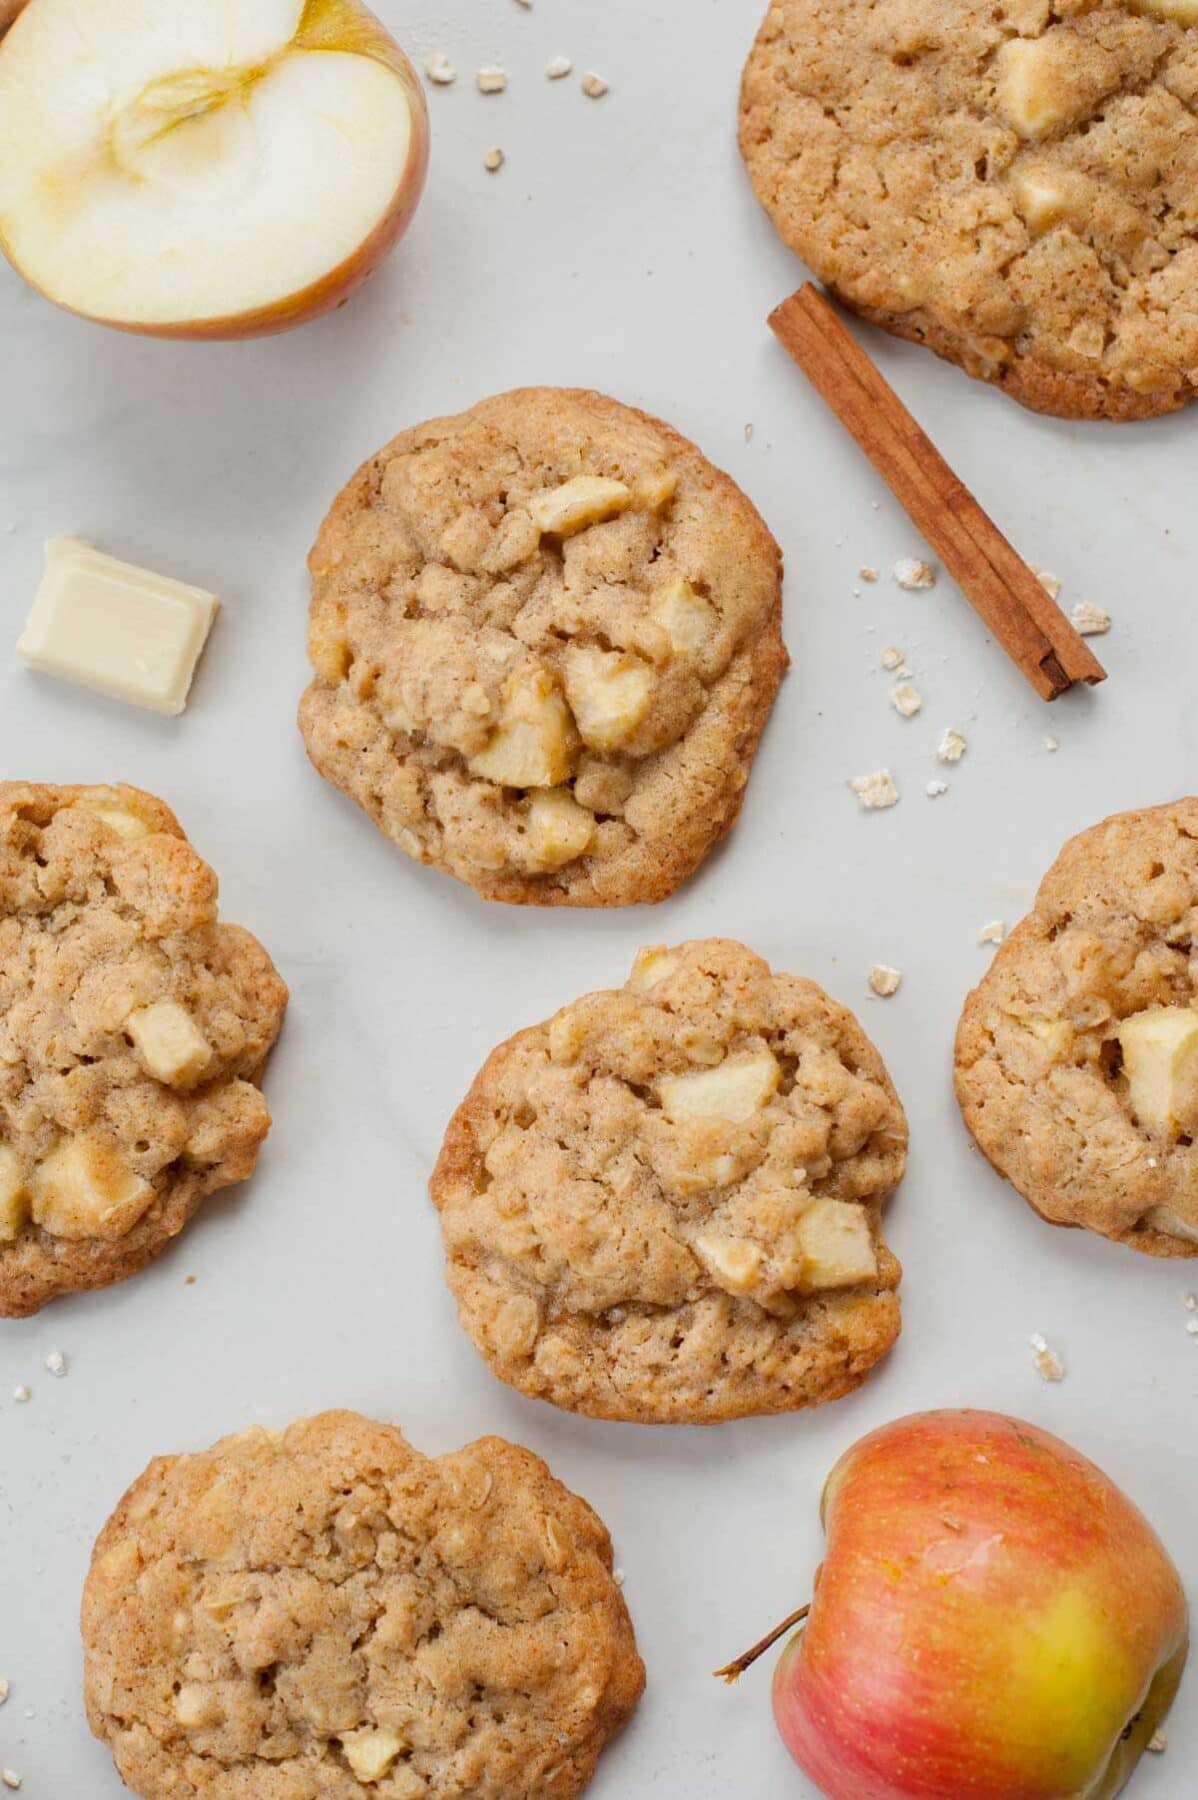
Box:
[712,1604,811,1684]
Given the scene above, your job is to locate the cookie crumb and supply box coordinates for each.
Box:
[1029,1332,1064,1382]
[11,1385,29,1403]
[893,557,936,591]
[890,681,922,718]
[978,920,1006,946]
[1034,569,1062,600]
[1147,1731,1167,1754]
[880,645,905,670]
[859,565,879,583]
[477,66,509,94]
[1044,735,1060,753]
[0,1680,8,1706]
[1184,1293,1197,1311]
[483,146,505,172]
[1070,601,1110,636]
[937,727,966,764]
[1185,1319,1198,1338]
[849,769,898,811]
[185,1273,197,1286]
[1,1772,20,1792]
[424,52,456,85]
[581,71,610,98]
[868,964,902,997]
[545,54,572,79]
[44,1349,66,1377]
[613,1567,626,1586]
[926,779,948,798]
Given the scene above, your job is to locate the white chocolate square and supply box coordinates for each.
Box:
[18,537,219,716]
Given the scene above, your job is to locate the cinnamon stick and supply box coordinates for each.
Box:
[769,285,1107,702]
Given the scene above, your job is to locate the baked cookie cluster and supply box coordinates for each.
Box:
[741,0,1198,419]
[300,388,786,905]
[432,938,907,1423]
[956,799,1198,1254]
[0,782,287,1315]
[83,1411,644,1800]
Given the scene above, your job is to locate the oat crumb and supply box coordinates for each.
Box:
[483,146,505,172]
[926,779,949,798]
[11,1386,29,1404]
[1029,1332,1065,1382]
[893,557,936,591]
[1034,569,1062,600]
[978,919,1006,946]
[1,1772,20,1792]
[477,66,509,94]
[44,1349,66,1378]
[1147,1731,1168,1754]
[744,422,754,443]
[613,1567,626,1586]
[1044,735,1060,753]
[1185,1318,1198,1338]
[890,681,923,718]
[859,565,879,583]
[868,964,902,997]
[881,645,905,670]
[1071,601,1111,636]
[938,727,967,764]
[0,1681,8,1706]
[1184,1292,1197,1311]
[424,52,456,85]
[849,769,899,811]
[581,71,610,98]
[545,54,572,79]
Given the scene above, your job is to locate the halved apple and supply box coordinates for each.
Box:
[0,0,429,338]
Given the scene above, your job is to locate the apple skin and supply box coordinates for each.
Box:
[773,1410,1188,1800]
[0,0,429,341]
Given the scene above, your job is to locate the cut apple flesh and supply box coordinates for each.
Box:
[0,0,428,336]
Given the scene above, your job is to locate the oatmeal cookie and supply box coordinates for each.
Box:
[740,0,1198,420]
[431,939,906,1424]
[956,799,1198,1255]
[299,388,786,905]
[0,782,287,1314]
[83,1410,644,1800]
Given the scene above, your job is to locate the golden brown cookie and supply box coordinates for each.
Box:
[956,799,1198,1256]
[83,1411,644,1800]
[299,388,786,905]
[431,939,907,1424]
[0,782,287,1315]
[740,0,1198,421]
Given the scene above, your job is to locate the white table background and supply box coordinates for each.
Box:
[1,2,1196,1794]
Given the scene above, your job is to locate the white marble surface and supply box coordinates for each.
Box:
[1,2,1196,1795]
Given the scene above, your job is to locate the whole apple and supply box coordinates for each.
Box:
[726,1411,1188,1800]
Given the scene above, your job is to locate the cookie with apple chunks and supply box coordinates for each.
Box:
[956,798,1198,1256]
[430,939,906,1424]
[299,387,786,906]
[83,1411,644,1800]
[0,783,287,1315]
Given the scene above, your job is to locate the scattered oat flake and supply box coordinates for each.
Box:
[860,565,879,582]
[1185,1292,1197,1310]
[483,146,505,172]
[1147,1730,1167,1754]
[1034,568,1062,600]
[868,964,902,998]
[546,54,572,79]
[1185,1318,1198,1338]
[893,557,936,590]
[890,681,923,718]
[926,779,949,798]
[1029,1333,1065,1382]
[744,422,754,443]
[978,920,1006,945]
[849,769,898,810]
[581,71,609,98]
[2,1773,20,1792]
[44,1349,66,1377]
[937,727,966,763]
[1071,601,1110,636]
[0,1680,8,1706]
[477,66,508,93]
[11,1386,29,1403]
[881,645,905,671]
[1044,735,1060,753]
[424,52,456,84]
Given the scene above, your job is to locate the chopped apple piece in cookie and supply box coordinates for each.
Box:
[0,1146,29,1241]
[995,36,1073,139]
[628,946,681,991]
[341,1728,407,1784]
[469,669,574,787]
[1143,1206,1198,1246]
[1011,170,1070,235]
[127,1001,213,1089]
[795,1200,878,1291]
[528,476,632,537]
[693,1232,765,1295]
[652,575,718,655]
[31,1137,154,1242]
[659,1049,780,1124]
[525,790,595,870]
[563,647,654,750]
[70,800,152,840]
[1117,1007,1198,1136]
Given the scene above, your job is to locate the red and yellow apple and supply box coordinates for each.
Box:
[725,1410,1188,1800]
[0,0,428,338]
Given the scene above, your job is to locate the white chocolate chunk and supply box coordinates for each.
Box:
[528,476,631,537]
[1117,1007,1198,1136]
[659,1050,780,1124]
[0,1146,29,1242]
[31,1136,153,1242]
[693,1232,764,1294]
[1012,170,1069,234]
[524,789,595,870]
[629,946,680,991]
[996,37,1070,139]
[469,670,573,788]
[342,1728,406,1783]
[127,1001,212,1088]
[795,1200,878,1291]
[17,537,218,716]
[563,647,653,750]
[652,575,717,655]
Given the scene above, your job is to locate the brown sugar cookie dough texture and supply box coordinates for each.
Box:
[740,0,1198,421]
[431,939,907,1424]
[0,782,287,1315]
[956,799,1198,1256]
[83,1410,644,1800]
[299,388,786,905]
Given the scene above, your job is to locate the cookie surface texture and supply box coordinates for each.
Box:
[431,939,907,1424]
[299,387,786,905]
[740,0,1198,420]
[0,782,287,1314]
[956,799,1198,1255]
[83,1410,644,1800]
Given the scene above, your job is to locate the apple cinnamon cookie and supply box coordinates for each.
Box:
[956,799,1198,1255]
[0,782,287,1315]
[83,1410,644,1800]
[431,939,906,1424]
[299,388,786,905]
[740,0,1198,420]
